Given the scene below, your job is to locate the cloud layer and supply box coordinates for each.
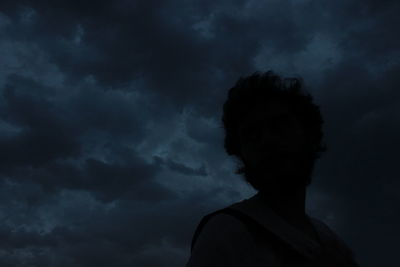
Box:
[0,0,398,266]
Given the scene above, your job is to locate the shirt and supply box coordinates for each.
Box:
[187,193,359,267]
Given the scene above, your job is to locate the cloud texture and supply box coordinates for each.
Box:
[0,0,398,266]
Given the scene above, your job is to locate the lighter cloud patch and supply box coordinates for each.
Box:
[135,114,183,163]
[181,106,221,145]
[136,105,205,166]
[0,41,65,88]
[19,6,37,25]
[73,24,85,45]
[254,33,342,83]
[307,188,339,229]
[297,34,342,70]
[192,13,215,39]
[0,119,24,137]
[0,12,11,28]
[35,189,112,234]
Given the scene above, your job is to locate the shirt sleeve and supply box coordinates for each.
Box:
[186,213,281,267]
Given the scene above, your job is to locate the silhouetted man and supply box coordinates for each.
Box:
[187,71,359,266]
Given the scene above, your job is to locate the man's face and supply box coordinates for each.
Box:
[237,99,312,187]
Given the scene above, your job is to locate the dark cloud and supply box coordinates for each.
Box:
[0,75,82,169]
[0,0,398,266]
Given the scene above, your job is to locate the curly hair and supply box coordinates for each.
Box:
[221,71,327,189]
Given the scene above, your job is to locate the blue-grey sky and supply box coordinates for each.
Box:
[0,1,398,266]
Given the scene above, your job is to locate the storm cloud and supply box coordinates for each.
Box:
[0,0,398,266]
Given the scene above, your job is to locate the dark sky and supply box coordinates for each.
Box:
[0,0,398,266]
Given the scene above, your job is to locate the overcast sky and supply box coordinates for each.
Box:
[0,0,399,266]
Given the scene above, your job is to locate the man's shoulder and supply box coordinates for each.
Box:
[193,209,254,248]
[188,210,282,267]
[203,211,246,229]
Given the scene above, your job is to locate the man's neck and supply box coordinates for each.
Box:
[257,185,308,224]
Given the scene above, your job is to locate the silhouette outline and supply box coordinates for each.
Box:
[187,71,359,266]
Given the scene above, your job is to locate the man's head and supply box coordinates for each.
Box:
[221,71,327,192]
